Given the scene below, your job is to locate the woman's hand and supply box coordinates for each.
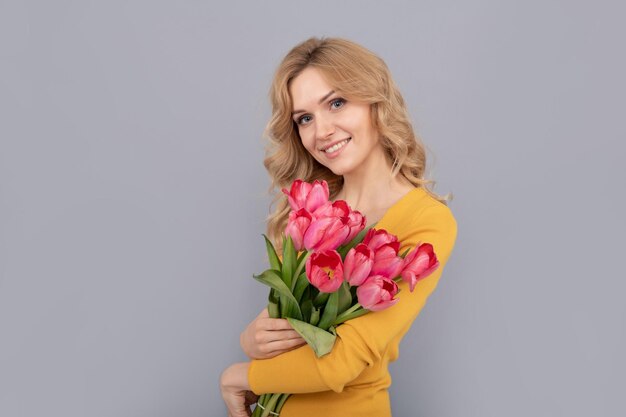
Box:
[240,309,306,359]
[220,363,258,417]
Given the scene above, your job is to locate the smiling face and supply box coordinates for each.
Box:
[289,67,383,177]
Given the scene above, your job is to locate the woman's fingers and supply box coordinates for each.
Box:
[259,317,296,331]
[256,329,303,343]
[241,308,307,359]
[262,335,307,357]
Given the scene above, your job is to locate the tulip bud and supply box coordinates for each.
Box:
[401,243,439,291]
[305,250,344,293]
[282,179,329,213]
[303,216,350,252]
[285,208,313,251]
[362,228,400,252]
[344,244,374,286]
[344,210,366,244]
[356,275,399,311]
[370,244,404,279]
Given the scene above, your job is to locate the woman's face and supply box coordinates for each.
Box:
[289,67,381,177]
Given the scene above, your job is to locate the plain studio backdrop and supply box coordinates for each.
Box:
[1,1,624,416]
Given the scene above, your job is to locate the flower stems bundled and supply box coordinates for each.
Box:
[252,180,439,417]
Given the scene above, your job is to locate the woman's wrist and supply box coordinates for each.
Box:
[220,362,251,391]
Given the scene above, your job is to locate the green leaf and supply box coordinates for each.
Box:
[263,234,282,272]
[287,318,337,357]
[337,281,352,313]
[317,291,339,331]
[313,291,330,307]
[282,235,297,289]
[400,246,411,258]
[279,293,290,318]
[293,272,310,303]
[301,299,313,323]
[291,251,311,292]
[253,269,302,320]
[267,289,280,319]
[309,306,320,326]
[297,250,308,264]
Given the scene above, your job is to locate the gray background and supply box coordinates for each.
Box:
[1,0,624,416]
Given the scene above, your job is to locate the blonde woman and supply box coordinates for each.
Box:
[220,37,457,417]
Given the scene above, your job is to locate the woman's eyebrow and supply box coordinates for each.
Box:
[318,90,335,104]
[292,90,336,116]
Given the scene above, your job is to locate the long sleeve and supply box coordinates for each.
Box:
[249,192,457,395]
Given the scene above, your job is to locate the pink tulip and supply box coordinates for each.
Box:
[310,200,365,246]
[345,210,366,244]
[303,216,350,252]
[305,250,344,293]
[282,179,329,213]
[344,244,374,286]
[362,228,400,253]
[284,208,313,251]
[356,275,399,311]
[401,243,440,291]
[370,244,405,279]
[314,199,349,218]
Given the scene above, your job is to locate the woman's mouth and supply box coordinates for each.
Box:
[322,138,351,154]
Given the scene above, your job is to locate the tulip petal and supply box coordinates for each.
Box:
[305,180,330,213]
[356,275,399,311]
[400,243,440,291]
[305,250,344,293]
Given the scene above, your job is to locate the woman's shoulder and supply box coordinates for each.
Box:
[396,187,455,221]
[386,187,457,245]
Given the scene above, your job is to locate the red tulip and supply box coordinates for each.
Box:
[303,216,350,252]
[401,243,439,291]
[282,179,329,214]
[370,244,404,279]
[344,243,374,286]
[356,275,399,311]
[305,250,344,293]
[285,208,313,251]
[362,228,400,253]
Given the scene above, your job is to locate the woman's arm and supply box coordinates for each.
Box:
[220,362,255,417]
[247,202,458,395]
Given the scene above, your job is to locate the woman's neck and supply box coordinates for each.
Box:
[333,148,415,214]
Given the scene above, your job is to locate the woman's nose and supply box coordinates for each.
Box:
[315,114,335,140]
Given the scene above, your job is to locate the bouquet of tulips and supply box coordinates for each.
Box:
[251,179,439,417]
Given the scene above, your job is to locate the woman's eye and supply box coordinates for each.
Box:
[297,115,312,125]
[330,98,346,109]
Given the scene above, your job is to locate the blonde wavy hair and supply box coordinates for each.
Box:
[263,37,450,251]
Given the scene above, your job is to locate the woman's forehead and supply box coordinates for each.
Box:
[290,68,337,108]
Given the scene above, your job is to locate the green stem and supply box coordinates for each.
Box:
[333,303,370,326]
[335,303,362,320]
[275,393,291,413]
[252,394,268,417]
[261,393,283,417]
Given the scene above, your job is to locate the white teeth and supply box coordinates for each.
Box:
[323,138,350,153]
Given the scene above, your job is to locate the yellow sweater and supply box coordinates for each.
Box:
[249,187,457,417]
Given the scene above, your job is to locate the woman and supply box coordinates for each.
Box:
[220,37,457,417]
